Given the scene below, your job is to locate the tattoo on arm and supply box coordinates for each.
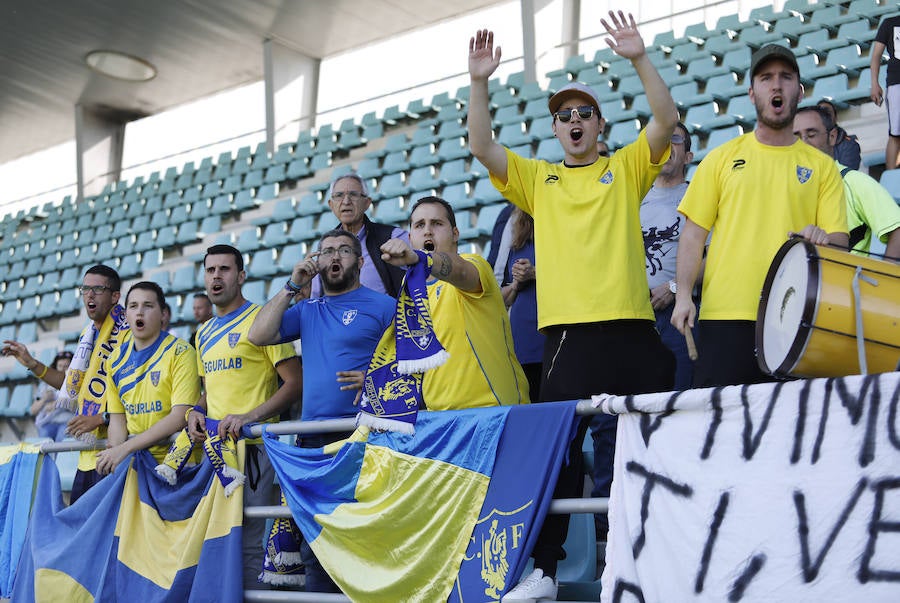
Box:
[434,252,453,278]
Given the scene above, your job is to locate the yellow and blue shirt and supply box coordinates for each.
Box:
[106,331,200,461]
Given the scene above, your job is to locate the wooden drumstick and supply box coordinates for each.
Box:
[685,328,698,361]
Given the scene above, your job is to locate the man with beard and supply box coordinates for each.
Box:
[3,264,127,503]
[671,44,848,388]
[188,244,301,590]
[249,229,394,592]
[310,173,408,298]
[466,13,676,600]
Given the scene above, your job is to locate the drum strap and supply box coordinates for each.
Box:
[851,266,878,375]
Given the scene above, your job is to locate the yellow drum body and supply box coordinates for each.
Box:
[756,238,900,378]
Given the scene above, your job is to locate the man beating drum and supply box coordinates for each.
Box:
[671,44,849,388]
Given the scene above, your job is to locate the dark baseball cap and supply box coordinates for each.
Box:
[750,44,799,78]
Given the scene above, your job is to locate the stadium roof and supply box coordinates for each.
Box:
[0,0,507,165]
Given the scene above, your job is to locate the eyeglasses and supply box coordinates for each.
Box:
[554,105,596,123]
[79,285,111,295]
[318,245,357,259]
[671,134,686,145]
[332,191,365,202]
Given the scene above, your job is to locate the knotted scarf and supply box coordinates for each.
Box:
[357,250,448,434]
[56,305,128,446]
[156,417,245,497]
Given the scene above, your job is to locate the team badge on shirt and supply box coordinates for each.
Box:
[150,370,160,386]
[599,170,614,184]
[228,333,240,348]
[342,309,358,325]
[796,166,812,184]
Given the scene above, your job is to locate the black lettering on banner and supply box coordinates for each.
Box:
[794,478,867,582]
[790,379,812,464]
[886,378,900,451]
[625,461,693,559]
[728,554,766,601]
[811,378,835,464]
[695,491,729,593]
[741,382,783,460]
[634,391,683,447]
[859,477,900,583]
[700,387,724,460]
[612,579,646,603]
[835,375,879,467]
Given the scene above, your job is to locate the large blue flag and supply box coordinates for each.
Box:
[12,447,244,602]
[0,443,41,597]
[265,402,579,602]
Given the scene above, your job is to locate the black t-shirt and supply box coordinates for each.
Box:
[876,16,900,87]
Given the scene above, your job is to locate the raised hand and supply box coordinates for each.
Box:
[600,11,645,60]
[469,29,502,81]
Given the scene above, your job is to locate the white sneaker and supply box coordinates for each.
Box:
[501,568,558,602]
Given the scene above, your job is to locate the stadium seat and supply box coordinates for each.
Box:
[117,253,141,279]
[155,226,177,250]
[706,73,745,103]
[607,120,640,149]
[811,73,851,109]
[199,215,222,236]
[694,125,744,162]
[838,18,878,48]
[772,15,819,42]
[669,42,707,67]
[377,173,411,200]
[879,170,900,203]
[149,209,169,230]
[381,151,411,175]
[248,249,279,278]
[373,198,408,226]
[670,82,713,109]
[703,34,740,60]
[236,227,262,253]
[243,169,264,190]
[286,216,319,244]
[529,116,554,141]
[171,265,198,293]
[438,159,474,186]
[262,223,288,249]
[471,178,505,206]
[726,95,757,129]
[286,159,311,180]
[277,245,305,275]
[264,164,286,185]
[497,124,536,148]
[722,49,752,77]
[442,183,474,210]
[408,167,441,193]
[3,383,33,417]
[242,280,266,304]
[436,137,470,162]
[847,0,896,22]
[823,44,869,78]
[409,123,437,148]
[409,144,439,168]
[684,103,737,135]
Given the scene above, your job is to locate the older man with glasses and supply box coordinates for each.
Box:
[309,173,409,298]
[3,264,128,502]
[249,228,394,593]
[466,10,677,601]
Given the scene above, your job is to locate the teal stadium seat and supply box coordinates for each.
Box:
[3,383,33,417]
[879,170,900,203]
[248,249,279,278]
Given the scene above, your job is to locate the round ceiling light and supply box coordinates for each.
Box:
[84,50,157,82]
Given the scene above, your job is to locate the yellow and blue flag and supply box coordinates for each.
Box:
[265,402,578,602]
[0,443,41,597]
[12,447,244,602]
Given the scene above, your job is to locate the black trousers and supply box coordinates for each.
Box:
[531,320,675,577]
[692,320,779,388]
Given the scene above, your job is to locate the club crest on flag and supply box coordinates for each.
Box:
[796,166,812,183]
[228,333,240,348]
[468,503,532,599]
[150,371,160,386]
[342,309,358,325]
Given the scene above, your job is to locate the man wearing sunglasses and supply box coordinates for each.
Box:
[2,264,128,502]
[467,11,677,602]
[310,173,409,298]
[249,229,394,593]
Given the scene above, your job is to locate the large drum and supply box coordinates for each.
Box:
[756,238,900,378]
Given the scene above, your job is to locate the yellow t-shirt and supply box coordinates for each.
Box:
[106,332,200,461]
[678,133,847,320]
[196,301,297,423]
[422,254,530,410]
[491,130,667,329]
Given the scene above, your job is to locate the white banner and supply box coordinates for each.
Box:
[595,372,900,603]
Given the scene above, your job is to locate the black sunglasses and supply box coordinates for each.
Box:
[554,105,596,123]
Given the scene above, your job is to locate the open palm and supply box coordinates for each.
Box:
[601,11,645,60]
[469,29,501,80]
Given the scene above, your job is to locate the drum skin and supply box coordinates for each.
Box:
[757,238,900,378]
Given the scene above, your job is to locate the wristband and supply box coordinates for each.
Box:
[31,363,48,380]
[284,279,304,294]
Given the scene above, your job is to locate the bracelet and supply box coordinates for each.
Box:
[31,363,48,380]
[284,279,304,294]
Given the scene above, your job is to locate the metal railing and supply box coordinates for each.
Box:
[38,400,609,602]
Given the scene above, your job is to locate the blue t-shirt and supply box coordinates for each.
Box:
[279,286,394,421]
[507,243,544,365]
